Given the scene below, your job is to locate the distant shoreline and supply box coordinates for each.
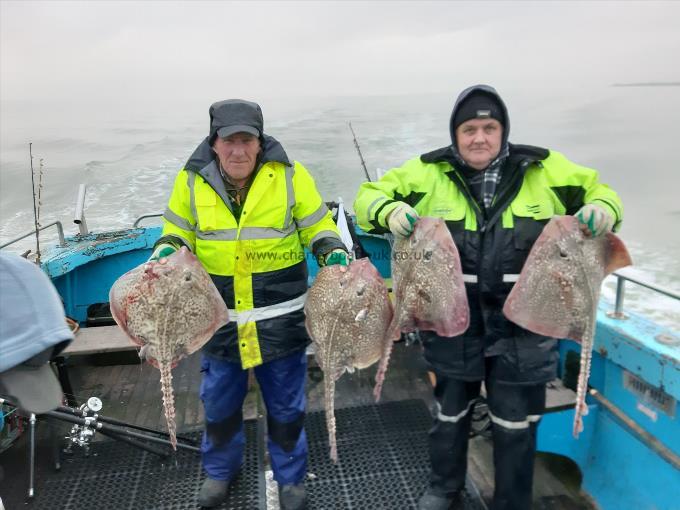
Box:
[612,82,680,87]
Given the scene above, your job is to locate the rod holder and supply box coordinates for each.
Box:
[73,184,89,236]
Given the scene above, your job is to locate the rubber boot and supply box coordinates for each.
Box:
[279,483,307,510]
[198,477,230,508]
[418,488,463,510]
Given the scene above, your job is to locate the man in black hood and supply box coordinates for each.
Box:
[354,85,622,510]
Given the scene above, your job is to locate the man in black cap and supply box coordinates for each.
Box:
[151,99,348,509]
[354,85,622,509]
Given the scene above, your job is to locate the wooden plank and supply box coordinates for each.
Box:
[181,356,204,431]
[133,364,161,429]
[468,436,496,503]
[120,364,147,425]
[62,325,136,356]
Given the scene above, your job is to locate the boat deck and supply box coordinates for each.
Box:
[0,342,594,509]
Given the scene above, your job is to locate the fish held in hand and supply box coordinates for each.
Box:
[375,217,470,402]
[305,258,393,462]
[503,215,631,436]
[389,216,469,338]
[109,247,229,449]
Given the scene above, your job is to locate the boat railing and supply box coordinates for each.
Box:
[608,269,680,320]
[0,221,66,250]
[133,213,164,227]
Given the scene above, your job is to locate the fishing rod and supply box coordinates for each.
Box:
[28,143,41,264]
[348,122,372,182]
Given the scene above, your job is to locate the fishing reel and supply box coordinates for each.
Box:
[404,331,421,346]
[63,397,103,454]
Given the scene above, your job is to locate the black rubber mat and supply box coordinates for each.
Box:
[29,400,484,509]
[30,422,264,510]
[305,399,486,510]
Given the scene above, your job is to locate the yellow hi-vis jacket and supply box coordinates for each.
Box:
[159,135,344,368]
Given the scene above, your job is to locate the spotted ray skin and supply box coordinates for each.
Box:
[305,258,393,462]
[377,217,470,400]
[503,216,631,436]
[109,247,229,449]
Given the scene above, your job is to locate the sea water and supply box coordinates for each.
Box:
[1,90,678,331]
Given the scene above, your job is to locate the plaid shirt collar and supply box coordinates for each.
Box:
[455,144,509,210]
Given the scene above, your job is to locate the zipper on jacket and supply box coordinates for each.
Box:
[446,168,484,229]
[483,159,534,233]
[476,158,535,333]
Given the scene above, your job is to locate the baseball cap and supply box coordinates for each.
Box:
[0,253,73,413]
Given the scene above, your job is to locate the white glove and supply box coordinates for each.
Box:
[576,204,614,237]
[387,203,419,237]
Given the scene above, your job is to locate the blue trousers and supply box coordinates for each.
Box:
[200,350,308,485]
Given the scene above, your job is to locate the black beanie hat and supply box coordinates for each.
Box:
[452,91,505,131]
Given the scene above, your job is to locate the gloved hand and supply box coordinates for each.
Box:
[576,204,614,237]
[324,249,349,267]
[149,243,177,262]
[386,203,419,237]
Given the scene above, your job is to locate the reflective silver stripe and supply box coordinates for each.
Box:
[188,172,199,230]
[296,203,329,229]
[229,292,307,325]
[283,163,296,228]
[436,400,475,424]
[195,225,297,241]
[488,411,541,430]
[462,275,518,283]
[310,230,342,247]
[196,229,238,241]
[367,197,388,221]
[163,208,195,232]
[239,224,297,240]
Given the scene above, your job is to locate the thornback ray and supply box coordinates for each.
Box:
[503,216,632,437]
[388,216,469,338]
[109,247,229,449]
[375,217,470,400]
[304,258,393,462]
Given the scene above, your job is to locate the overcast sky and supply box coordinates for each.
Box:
[2,1,679,111]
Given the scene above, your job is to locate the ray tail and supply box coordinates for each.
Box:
[159,360,177,450]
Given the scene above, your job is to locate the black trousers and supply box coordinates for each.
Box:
[428,358,546,510]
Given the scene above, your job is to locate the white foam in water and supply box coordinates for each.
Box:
[602,246,680,333]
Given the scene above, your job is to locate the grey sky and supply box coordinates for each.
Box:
[2,1,679,108]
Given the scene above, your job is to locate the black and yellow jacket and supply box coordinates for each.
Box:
[354,117,623,384]
[159,135,344,369]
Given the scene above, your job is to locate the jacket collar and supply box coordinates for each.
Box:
[183,134,292,213]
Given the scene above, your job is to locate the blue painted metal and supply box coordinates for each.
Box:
[42,227,160,323]
[537,301,680,510]
[353,228,392,279]
[306,226,392,283]
[36,223,679,510]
